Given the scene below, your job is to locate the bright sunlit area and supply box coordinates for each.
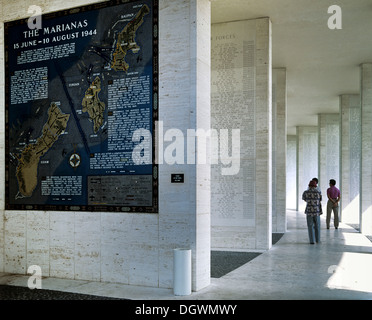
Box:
[326,230,372,293]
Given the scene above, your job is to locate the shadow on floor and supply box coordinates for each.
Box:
[211,233,284,278]
[0,284,125,300]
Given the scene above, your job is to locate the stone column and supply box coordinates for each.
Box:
[286,135,297,210]
[296,126,318,212]
[360,63,372,235]
[159,0,211,291]
[211,17,272,250]
[255,18,273,249]
[340,94,360,225]
[192,0,211,291]
[272,68,287,233]
[318,114,340,198]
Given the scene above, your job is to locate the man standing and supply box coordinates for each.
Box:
[302,180,322,244]
[326,179,341,230]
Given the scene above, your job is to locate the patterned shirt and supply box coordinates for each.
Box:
[302,187,322,216]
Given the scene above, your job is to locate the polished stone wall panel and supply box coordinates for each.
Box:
[360,63,372,235]
[0,0,211,291]
[286,135,297,209]
[297,127,318,212]
[272,68,287,233]
[340,95,360,224]
[318,114,340,196]
[211,18,272,250]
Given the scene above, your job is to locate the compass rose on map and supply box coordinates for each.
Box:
[69,153,81,168]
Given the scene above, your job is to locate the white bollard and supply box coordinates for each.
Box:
[173,248,191,296]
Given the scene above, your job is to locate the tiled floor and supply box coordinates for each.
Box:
[1,210,372,300]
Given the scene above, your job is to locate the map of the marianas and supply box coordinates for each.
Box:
[6,0,155,209]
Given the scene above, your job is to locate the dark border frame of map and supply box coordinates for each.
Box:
[4,0,159,213]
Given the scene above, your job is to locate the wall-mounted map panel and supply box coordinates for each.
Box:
[5,0,158,213]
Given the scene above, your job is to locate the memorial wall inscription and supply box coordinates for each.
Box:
[5,0,158,212]
[211,21,257,227]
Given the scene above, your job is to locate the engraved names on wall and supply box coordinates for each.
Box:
[211,20,257,226]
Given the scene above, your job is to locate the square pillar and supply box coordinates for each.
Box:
[211,17,272,250]
[159,0,211,291]
[286,135,297,210]
[340,94,360,225]
[296,126,318,212]
[255,18,272,249]
[318,114,340,196]
[360,63,372,235]
[272,68,287,233]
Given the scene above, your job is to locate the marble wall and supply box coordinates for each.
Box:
[318,114,340,197]
[272,68,287,233]
[360,63,372,235]
[340,94,360,224]
[286,135,297,210]
[211,18,272,250]
[296,126,318,212]
[0,0,211,291]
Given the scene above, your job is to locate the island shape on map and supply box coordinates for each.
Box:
[15,102,70,198]
[110,4,150,72]
[82,76,105,133]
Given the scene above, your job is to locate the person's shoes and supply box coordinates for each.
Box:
[310,242,315,244]
[335,227,338,229]
[327,227,330,229]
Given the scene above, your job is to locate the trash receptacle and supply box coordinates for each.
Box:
[173,248,191,296]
